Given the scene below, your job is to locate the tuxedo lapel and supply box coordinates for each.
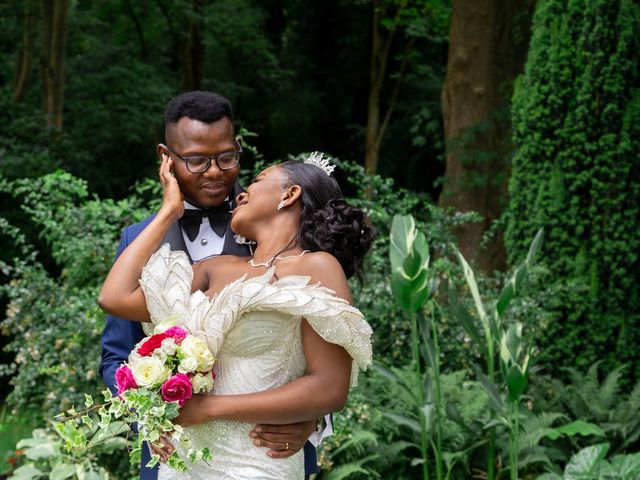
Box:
[162,221,193,263]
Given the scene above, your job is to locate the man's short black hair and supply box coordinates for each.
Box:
[164,91,233,126]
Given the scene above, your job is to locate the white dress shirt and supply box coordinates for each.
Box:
[181,200,228,262]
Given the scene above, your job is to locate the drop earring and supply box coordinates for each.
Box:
[277,201,286,211]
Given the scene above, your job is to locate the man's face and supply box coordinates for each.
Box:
[158,116,240,208]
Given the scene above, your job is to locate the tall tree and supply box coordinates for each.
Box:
[40,0,69,129]
[365,0,439,175]
[506,0,640,379]
[439,0,534,273]
[13,1,37,103]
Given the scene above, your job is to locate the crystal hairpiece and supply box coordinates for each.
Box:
[304,152,335,176]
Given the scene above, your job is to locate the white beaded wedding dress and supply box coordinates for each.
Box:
[139,245,373,479]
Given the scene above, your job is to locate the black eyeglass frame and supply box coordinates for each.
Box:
[164,140,243,173]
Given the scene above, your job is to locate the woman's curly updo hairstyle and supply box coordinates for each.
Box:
[278,160,377,281]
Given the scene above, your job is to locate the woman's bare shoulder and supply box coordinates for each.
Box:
[296,251,351,301]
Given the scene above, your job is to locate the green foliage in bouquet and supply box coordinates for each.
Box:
[506,0,640,380]
[54,389,211,473]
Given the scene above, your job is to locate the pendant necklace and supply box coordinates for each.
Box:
[248,250,310,268]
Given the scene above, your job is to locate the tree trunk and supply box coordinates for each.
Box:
[181,0,205,91]
[439,0,534,273]
[41,0,69,129]
[123,0,148,60]
[364,0,406,175]
[13,1,37,103]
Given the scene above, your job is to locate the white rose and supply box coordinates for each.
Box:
[130,356,171,387]
[178,356,199,374]
[191,372,214,394]
[160,338,177,356]
[152,348,168,362]
[180,336,215,372]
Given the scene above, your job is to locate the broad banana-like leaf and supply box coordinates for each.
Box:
[390,215,416,272]
[496,228,544,318]
[391,265,430,313]
[545,420,605,440]
[505,364,528,401]
[526,228,544,265]
[456,250,488,331]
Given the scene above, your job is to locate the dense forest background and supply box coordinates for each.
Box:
[1,0,639,479]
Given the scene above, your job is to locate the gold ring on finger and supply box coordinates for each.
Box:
[285,442,289,450]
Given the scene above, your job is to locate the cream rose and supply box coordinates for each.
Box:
[160,338,178,356]
[178,356,199,374]
[130,356,170,387]
[191,372,214,394]
[179,336,215,372]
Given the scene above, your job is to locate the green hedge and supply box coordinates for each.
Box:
[506,0,640,379]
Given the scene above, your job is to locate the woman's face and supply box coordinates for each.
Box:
[231,165,288,238]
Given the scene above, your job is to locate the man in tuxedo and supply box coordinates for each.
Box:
[99,91,326,479]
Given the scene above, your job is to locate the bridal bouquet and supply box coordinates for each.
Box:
[55,318,215,472]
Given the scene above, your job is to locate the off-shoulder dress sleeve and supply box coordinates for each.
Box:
[203,268,373,386]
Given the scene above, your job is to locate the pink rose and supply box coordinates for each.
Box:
[137,333,168,356]
[161,373,193,406]
[115,365,138,396]
[164,326,188,344]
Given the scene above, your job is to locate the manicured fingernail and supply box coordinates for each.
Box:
[267,451,274,457]
[253,440,261,446]
[250,432,257,438]
[255,426,262,432]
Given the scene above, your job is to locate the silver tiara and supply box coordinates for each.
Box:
[304,152,335,176]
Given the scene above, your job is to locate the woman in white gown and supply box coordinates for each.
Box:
[98,154,376,479]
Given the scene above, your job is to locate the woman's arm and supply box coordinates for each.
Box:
[98,155,184,322]
[176,253,355,426]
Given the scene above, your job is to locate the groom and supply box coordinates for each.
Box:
[99,91,327,479]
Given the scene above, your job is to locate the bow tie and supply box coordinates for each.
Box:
[178,205,231,242]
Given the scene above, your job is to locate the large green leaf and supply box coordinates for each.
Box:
[50,464,76,480]
[526,228,544,265]
[7,464,44,480]
[602,452,640,479]
[505,365,528,401]
[390,215,416,271]
[564,443,610,479]
[495,228,544,318]
[456,250,488,330]
[545,420,606,440]
[391,267,430,313]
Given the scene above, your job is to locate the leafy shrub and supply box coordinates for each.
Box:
[506,0,640,381]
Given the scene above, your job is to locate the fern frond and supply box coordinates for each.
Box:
[331,430,378,457]
[323,454,380,480]
[598,365,625,409]
[519,412,566,450]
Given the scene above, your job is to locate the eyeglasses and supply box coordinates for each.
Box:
[165,141,242,173]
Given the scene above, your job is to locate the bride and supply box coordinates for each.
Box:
[98,153,375,479]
